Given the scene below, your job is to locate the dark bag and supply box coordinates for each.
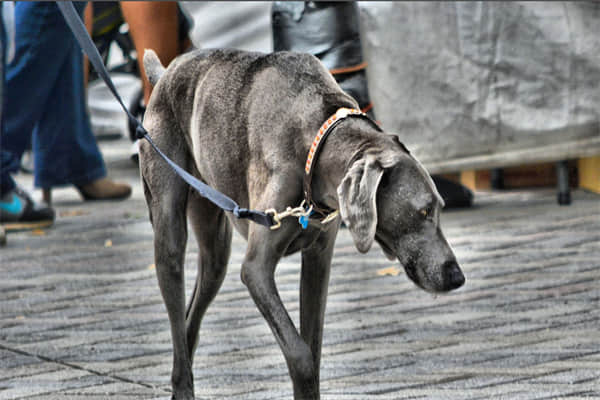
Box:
[272,1,374,117]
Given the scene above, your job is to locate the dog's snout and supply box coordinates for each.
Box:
[443,261,465,291]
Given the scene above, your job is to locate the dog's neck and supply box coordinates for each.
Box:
[308,118,383,211]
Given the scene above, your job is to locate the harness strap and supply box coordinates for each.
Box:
[303,107,382,217]
[56,1,274,228]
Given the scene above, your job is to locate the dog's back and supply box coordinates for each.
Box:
[145,48,353,126]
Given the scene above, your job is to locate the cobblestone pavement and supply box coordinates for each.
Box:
[1,137,599,399]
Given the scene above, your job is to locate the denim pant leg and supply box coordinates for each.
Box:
[2,2,105,190]
[33,15,106,188]
[0,4,16,196]
[2,2,66,188]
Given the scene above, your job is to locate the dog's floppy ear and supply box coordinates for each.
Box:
[337,154,384,253]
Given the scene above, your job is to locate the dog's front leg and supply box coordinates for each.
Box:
[241,227,319,399]
[300,229,338,390]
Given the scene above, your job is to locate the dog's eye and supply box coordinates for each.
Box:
[419,206,433,219]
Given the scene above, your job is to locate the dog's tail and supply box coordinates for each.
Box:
[143,49,166,87]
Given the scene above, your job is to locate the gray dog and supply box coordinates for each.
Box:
[140,48,464,400]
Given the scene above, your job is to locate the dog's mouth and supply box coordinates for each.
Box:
[402,259,423,288]
[375,235,426,290]
[375,235,445,293]
[375,234,397,261]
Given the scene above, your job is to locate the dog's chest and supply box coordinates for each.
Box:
[284,223,329,255]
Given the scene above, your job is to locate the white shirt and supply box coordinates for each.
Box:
[2,1,15,63]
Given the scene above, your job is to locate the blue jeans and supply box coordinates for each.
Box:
[0,1,105,195]
[1,5,7,195]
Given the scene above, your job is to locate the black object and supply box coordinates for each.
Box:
[556,160,571,205]
[432,176,474,209]
[272,1,374,117]
[272,2,363,69]
[88,2,138,82]
[128,89,145,142]
[490,168,505,190]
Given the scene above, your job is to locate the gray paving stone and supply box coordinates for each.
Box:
[0,136,599,399]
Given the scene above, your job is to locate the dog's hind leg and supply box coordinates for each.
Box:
[140,137,194,399]
[185,192,232,361]
[300,228,337,388]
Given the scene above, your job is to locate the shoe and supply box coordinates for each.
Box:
[0,186,55,231]
[76,177,132,201]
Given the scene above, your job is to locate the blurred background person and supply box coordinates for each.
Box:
[0,2,131,233]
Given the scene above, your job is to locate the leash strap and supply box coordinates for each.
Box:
[56,1,274,228]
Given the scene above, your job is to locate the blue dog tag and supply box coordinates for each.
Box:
[299,215,309,229]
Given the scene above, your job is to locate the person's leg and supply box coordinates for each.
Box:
[0,3,12,197]
[33,28,130,201]
[2,2,72,178]
[3,2,129,203]
[0,151,17,196]
[121,2,187,162]
[120,1,180,105]
[0,2,54,231]
[32,23,106,190]
[3,2,102,189]
[1,4,6,244]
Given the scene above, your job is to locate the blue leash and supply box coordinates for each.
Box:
[56,1,274,228]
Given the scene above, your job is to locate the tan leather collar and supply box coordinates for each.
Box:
[303,107,382,217]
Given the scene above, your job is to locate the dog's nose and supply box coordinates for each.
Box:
[443,261,465,290]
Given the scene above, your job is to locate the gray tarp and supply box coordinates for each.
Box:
[359,2,600,173]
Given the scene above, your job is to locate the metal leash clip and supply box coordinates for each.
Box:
[265,201,314,230]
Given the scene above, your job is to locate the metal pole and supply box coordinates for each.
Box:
[556,160,571,205]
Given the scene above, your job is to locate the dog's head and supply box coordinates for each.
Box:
[337,136,464,293]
